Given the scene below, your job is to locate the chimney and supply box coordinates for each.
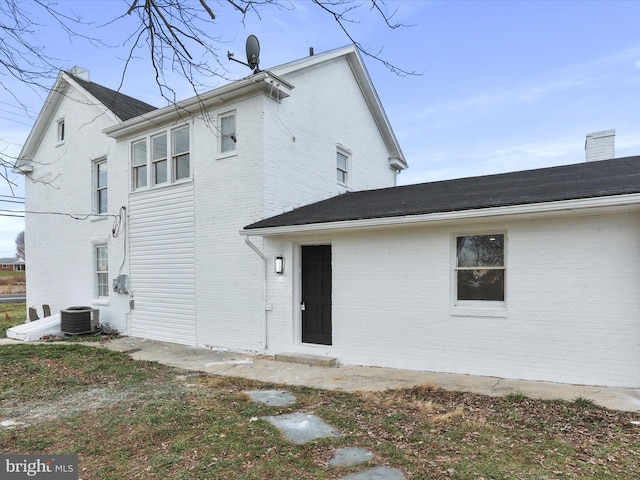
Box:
[585,129,615,162]
[69,66,90,82]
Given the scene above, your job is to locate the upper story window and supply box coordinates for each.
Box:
[336,150,349,185]
[173,126,190,180]
[56,118,65,143]
[219,112,236,155]
[455,234,505,302]
[131,125,190,191]
[95,159,108,214]
[151,133,168,185]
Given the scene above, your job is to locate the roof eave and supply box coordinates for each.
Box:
[272,45,406,167]
[15,72,67,168]
[241,192,640,236]
[104,72,294,139]
[15,71,122,169]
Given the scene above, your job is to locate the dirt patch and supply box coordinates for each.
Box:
[0,285,26,294]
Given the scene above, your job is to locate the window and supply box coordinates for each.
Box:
[95,159,108,214]
[220,112,236,154]
[57,119,65,143]
[455,234,505,302]
[95,245,109,298]
[337,151,349,185]
[131,125,189,190]
[173,126,190,180]
[132,140,147,189]
[151,133,167,185]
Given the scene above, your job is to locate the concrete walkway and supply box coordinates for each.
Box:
[2,336,640,412]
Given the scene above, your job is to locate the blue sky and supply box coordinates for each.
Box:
[2,0,640,256]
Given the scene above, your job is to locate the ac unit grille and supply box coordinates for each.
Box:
[60,307,99,335]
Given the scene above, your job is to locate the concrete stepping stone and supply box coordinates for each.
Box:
[337,466,405,480]
[245,390,296,407]
[262,412,341,444]
[329,447,374,467]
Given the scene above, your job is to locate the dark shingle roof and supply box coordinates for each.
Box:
[245,155,640,230]
[68,74,157,121]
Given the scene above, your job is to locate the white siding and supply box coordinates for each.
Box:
[129,183,196,345]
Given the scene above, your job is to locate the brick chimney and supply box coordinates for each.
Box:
[585,129,615,162]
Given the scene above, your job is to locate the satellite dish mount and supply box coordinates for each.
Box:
[227,35,261,74]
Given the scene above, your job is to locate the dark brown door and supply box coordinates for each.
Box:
[301,245,332,345]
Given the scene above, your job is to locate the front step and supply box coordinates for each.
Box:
[275,352,338,367]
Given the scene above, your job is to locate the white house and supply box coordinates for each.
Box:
[14,45,406,350]
[244,154,640,388]
[15,44,640,389]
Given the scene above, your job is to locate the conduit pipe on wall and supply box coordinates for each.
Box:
[244,236,268,351]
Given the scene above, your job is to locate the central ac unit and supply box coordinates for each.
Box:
[60,306,99,335]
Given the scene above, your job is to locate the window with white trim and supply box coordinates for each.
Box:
[219,112,236,154]
[132,139,147,189]
[131,125,190,190]
[94,159,108,214]
[336,150,349,185]
[173,126,190,180]
[95,245,109,298]
[455,234,505,302]
[56,118,65,143]
[151,133,168,186]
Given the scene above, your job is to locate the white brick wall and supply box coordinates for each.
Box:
[25,82,130,331]
[24,52,402,353]
[264,210,640,387]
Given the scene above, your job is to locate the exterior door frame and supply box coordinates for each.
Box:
[294,241,333,347]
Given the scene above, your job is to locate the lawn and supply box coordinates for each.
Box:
[1,343,639,479]
[1,302,26,337]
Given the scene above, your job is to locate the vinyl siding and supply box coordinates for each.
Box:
[129,183,196,345]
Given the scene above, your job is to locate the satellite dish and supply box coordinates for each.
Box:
[227,35,261,74]
[246,35,261,73]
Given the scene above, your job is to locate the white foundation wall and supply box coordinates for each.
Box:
[265,210,640,387]
[24,85,131,331]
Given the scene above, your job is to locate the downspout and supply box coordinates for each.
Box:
[244,236,268,351]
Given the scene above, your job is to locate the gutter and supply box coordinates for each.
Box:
[104,72,294,140]
[240,192,640,237]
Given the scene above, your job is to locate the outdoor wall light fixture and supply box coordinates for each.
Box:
[275,256,284,274]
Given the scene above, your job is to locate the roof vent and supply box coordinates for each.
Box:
[69,66,90,82]
[585,129,615,162]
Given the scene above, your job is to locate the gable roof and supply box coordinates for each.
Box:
[69,74,157,121]
[15,70,157,169]
[0,257,22,264]
[244,155,640,233]
[104,45,405,169]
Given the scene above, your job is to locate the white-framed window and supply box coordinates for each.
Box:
[151,133,168,186]
[219,112,236,155]
[173,126,190,180]
[336,150,349,185]
[131,125,190,190]
[95,245,109,298]
[132,139,147,189]
[94,159,108,214]
[56,118,65,143]
[454,233,505,302]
